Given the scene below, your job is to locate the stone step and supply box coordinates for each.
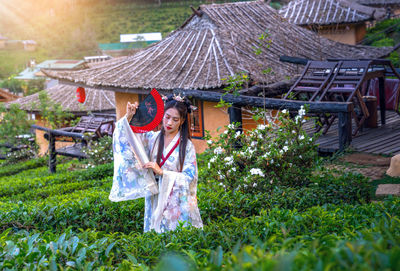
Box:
[375,184,400,197]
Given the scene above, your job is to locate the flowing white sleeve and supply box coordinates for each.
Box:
[109,116,158,202]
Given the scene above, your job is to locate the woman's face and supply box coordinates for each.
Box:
[163,107,182,135]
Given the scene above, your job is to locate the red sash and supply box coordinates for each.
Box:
[159,138,180,168]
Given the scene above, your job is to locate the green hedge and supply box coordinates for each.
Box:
[0,197,399,270]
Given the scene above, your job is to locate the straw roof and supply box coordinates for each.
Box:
[279,0,386,26]
[44,0,393,93]
[6,84,115,115]
[0,88,19,103]
[356,0,400,6]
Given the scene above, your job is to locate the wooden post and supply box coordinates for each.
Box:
[48,133,57,173]
[378,77,386,125]
[338,111,352,152]
[228,105,243,149]
[228,105,243,130]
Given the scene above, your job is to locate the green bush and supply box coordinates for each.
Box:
[0,103,33,146]
[1,197,399,269]
[0,157,47,177]
[82,136,113,168]
[206,107,319,191]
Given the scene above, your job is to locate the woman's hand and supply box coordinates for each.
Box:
[143,162,163,176]
[126,101,138,122]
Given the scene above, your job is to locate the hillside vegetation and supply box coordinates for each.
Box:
[0,0,249,78]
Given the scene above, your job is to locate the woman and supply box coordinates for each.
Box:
[110,95,203,233]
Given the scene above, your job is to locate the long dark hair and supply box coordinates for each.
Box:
[156,96,192,172]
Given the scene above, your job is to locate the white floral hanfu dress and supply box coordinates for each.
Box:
[109,116,203,233]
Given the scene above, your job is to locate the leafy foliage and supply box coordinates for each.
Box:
[82,135,113,168]
[0,75,25,94]
[0,154,396,269]
[364,18,400,67]
[30,91,75,129]
[205,107,319,192]
[0,103,33,145]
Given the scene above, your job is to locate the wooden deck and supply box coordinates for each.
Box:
[305,110,400,155]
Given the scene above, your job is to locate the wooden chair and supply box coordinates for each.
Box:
[318,60,372,136]
[35,114,116,173]
[67,116,115,139]
[283,61,340,101]
[283,61,341,133]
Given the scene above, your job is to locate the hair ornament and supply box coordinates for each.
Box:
[190,105,197,111]
[173,93,185,103]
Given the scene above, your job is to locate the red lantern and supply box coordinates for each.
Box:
[76,87,86,103]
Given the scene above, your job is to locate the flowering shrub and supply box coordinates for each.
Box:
[3,144,38,165]
[206,106,319,192]
[82,136,113,168]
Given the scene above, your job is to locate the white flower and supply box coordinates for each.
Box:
[282,109,287,114]
[257,124,266,130]
[228,123,235,129]
[251,141,257,147]
[270,180,273,184]
[224,130,229,134]
[235,131,241,138]
[283,146,289,152]
[231,167,236,172]
[248,149,255,155]
[298,106,306,117]
[224,156,234,165]
[208,163,211,169]
[253,183,257,187]
[270,159,274,164]
[299,155,302,159]
[299,135,305,140]
[250,168,265,177]
[210,157,217,163]
[207,140,213,145]
[214,147,223,155]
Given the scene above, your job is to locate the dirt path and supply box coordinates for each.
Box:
[329,153,391,181]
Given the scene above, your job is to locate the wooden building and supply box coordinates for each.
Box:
[357,0,400,17]
[6,84,115,155]
[0,88,19,103]
[44,0,393,153]
[279,0,386,45]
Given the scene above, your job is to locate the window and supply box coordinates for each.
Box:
[189,98,204,138]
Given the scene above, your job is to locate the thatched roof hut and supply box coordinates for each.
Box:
[0,88,19,103]
[279,0,385,26]
[356,0,400,17]
[356,0,400,7]
[6,84,115,116]
[44,0,393,93]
